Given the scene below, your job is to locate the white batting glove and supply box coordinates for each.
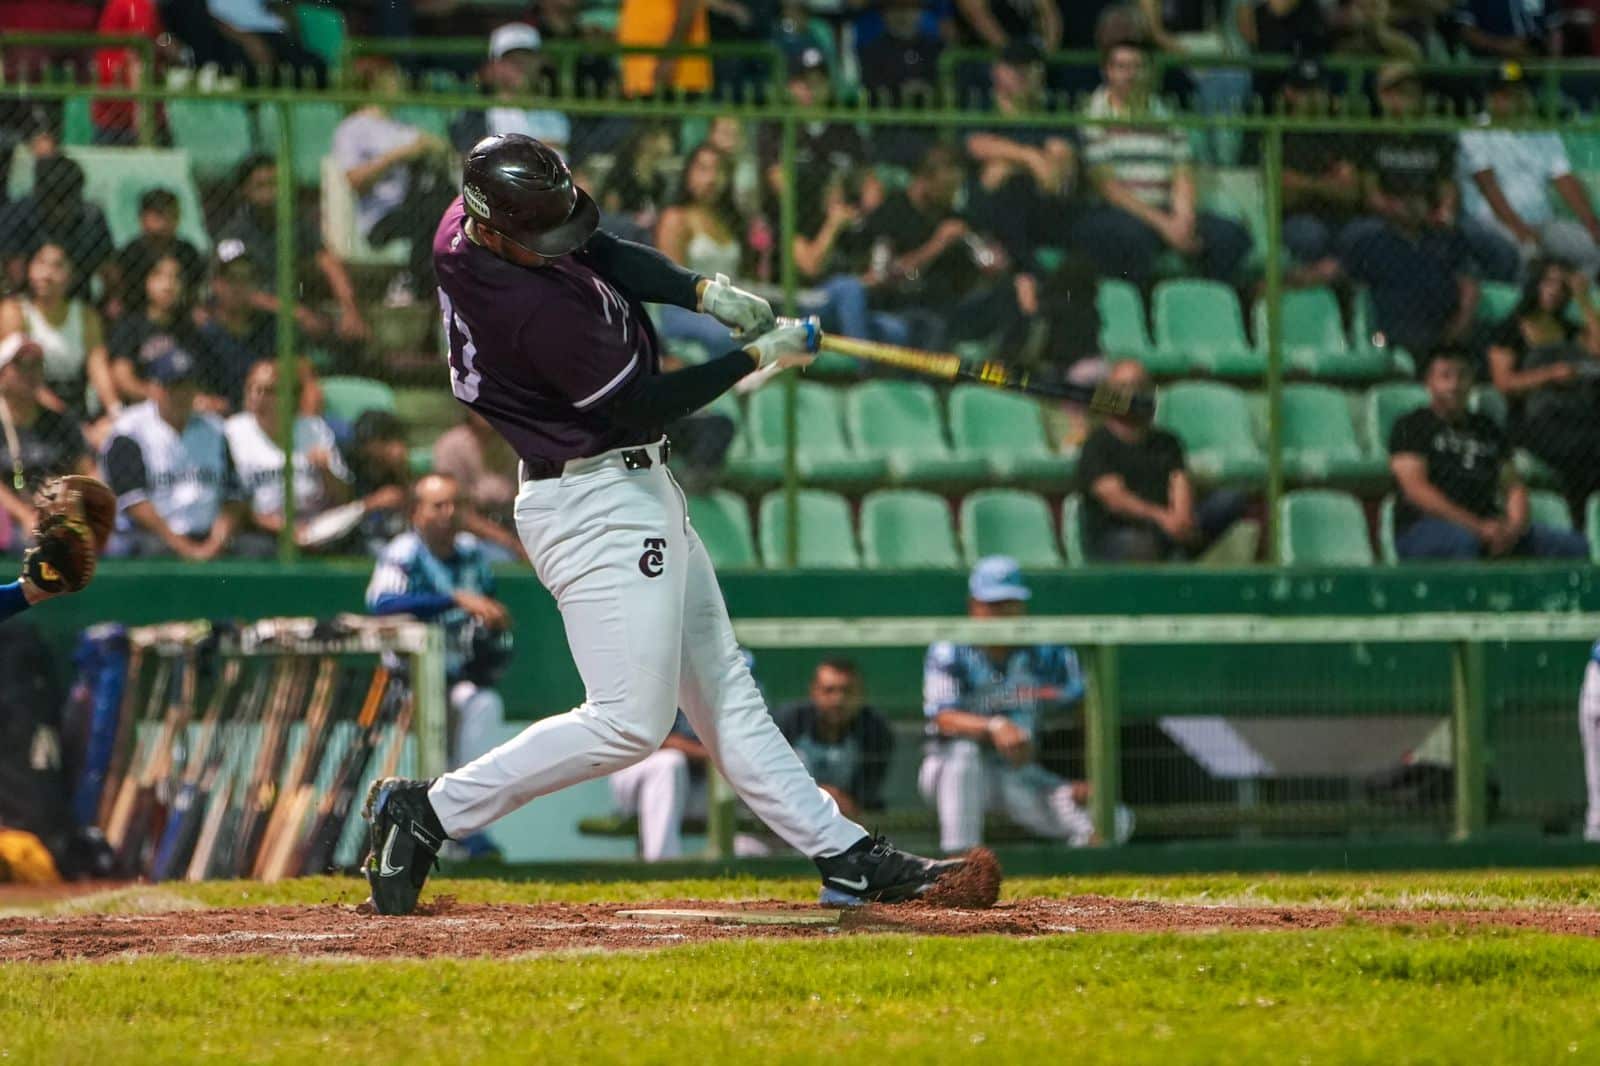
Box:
[742,316,820,372]
[699,273,777,338]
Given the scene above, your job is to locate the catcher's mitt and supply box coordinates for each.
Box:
[21,476,115,597]
[34,475,115,551]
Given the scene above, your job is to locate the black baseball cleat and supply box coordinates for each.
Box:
[814,834,965,906]
[362,778,449,916]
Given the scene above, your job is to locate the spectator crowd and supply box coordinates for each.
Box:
[0,1,1594,567]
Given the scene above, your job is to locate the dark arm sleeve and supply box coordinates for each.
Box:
[607,347,757,428]
[577,229,703,309]
[103,435,148,502]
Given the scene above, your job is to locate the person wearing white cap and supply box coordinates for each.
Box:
[449,23,571,160]
[917,556,1134,853]
[0,334,93,549]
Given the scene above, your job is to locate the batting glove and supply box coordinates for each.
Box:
[743,316,820,371]
[699,273,777,338]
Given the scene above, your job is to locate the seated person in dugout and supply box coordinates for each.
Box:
[918,556,1133,853]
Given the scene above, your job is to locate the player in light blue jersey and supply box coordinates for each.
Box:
[918,556,1132,853]
[368,473,510,858]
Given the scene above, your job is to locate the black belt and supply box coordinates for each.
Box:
[522,439,671,482]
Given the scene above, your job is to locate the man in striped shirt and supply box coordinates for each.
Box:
[1071,41,1251,286]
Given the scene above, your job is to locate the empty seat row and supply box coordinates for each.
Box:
[716,381,1076,489]
[1101,280,1401,380]
[689,488,1079,570]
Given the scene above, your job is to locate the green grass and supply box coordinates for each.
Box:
[10,870,1600,1063]
[13,867,1600,916]
[8,929,1600,1064]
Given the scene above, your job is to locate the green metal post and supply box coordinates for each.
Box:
[779,111,799,568]
[272,101,298,564]
[1451,640,1488,840]
[1262,123,1285,564]
[704,772,735,860]
[1085,643,1122,845]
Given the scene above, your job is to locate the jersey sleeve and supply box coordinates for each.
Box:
[1075,429,1112,491]
[1388,411,1426,457]
[365,541,413,610]
[923,642,966,718]
[1054,646,1087,706]
[521,280,647,412]
[102,433,148,509]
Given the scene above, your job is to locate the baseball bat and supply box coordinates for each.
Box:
[817,331,1156,418]
[256,659,341,881]
[191,660,283,881]
[95,644,144,829]
[102,657,173,851]
[295,666,393,877]
[231,658,313,879]
[122,640,207,874]
[151,658,246,881]
[208,658,301,880]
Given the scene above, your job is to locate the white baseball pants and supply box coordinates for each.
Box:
[1581,661,1600,842]
[428,441,867,859]
[918,740,1132,853]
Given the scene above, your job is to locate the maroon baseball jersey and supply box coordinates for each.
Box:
[432,197,662,465]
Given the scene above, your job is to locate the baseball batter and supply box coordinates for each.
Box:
[363,134,969,914]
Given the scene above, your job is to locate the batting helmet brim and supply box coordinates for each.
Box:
[506,185,600,259]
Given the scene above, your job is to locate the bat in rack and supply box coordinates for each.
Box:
[813,327,1157,418]
[228,658,317,880]
[254,658,342,881]
[189,659,285,881]
[294,666,393,877]
[117,639,204,874]
[150,657,245,882]
[101,655,172,855]
[205,658,303,880]
[95,643,145,830]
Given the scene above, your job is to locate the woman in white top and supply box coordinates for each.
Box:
[654,144,752,358]
[18,241,117,435]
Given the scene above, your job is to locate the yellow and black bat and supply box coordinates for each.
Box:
[815,329,1155,418]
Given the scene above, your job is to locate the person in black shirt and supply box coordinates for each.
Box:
[104,188,204,321]
[195,241,276,413]
[859,144,1013,348]
[859,0,944,107]
[1077,360,1251,562]
[108,252,200,408]
[343,409,411,555]
[1389,347,1588,560]
[0,335,91,550]
[776,659,894,818]
[1275,59,1362,279]
[1485,258,1600,503]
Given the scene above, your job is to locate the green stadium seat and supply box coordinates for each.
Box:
[960,489,1062,567]
[1378,493,1399,564]
[1154,280,1261,377]
[859,490,962,569]
[391,104,453,142]
[1277,489,1374,566]
[758,489,860,569]
[1098,280,1183,374]
[706,392,778,487]
[1364,382,1428,455]
[1470,385,1508,428]
[1154,381,1267,484]
[62,97,93,147]
[746,382,885,488]
[295,3,348,67]
[166,100,257,183]
[1588,493,1600,561]
[844,381,990,486]
[1061,494,1088,566]
[1478,281,1521,325]
[1515,449,1562,488]
[1529,489,1574,530]
[8,148,210,253]
[687,491,758,569]
[321,376,397,423]
[1253,288,1395,381]
[257,101,345,187]
[946,385,1076,485]
[1279,384,1388,484]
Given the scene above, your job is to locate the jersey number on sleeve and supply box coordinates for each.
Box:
[438,289,481,403]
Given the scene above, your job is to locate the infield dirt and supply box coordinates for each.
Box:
[6,894,1600,962]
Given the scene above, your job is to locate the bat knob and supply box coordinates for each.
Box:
[775,315,823,353]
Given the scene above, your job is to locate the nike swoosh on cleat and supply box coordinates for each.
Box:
[827,875,869,891]
[378,825,404,877]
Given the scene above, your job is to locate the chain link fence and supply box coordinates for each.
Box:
[0,45,1594,573]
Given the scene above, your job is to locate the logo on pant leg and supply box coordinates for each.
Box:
[639,537,667,577]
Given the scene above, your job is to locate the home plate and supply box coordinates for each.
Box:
[616,908,842,927]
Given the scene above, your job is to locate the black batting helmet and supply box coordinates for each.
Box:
[461,134,598,258]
